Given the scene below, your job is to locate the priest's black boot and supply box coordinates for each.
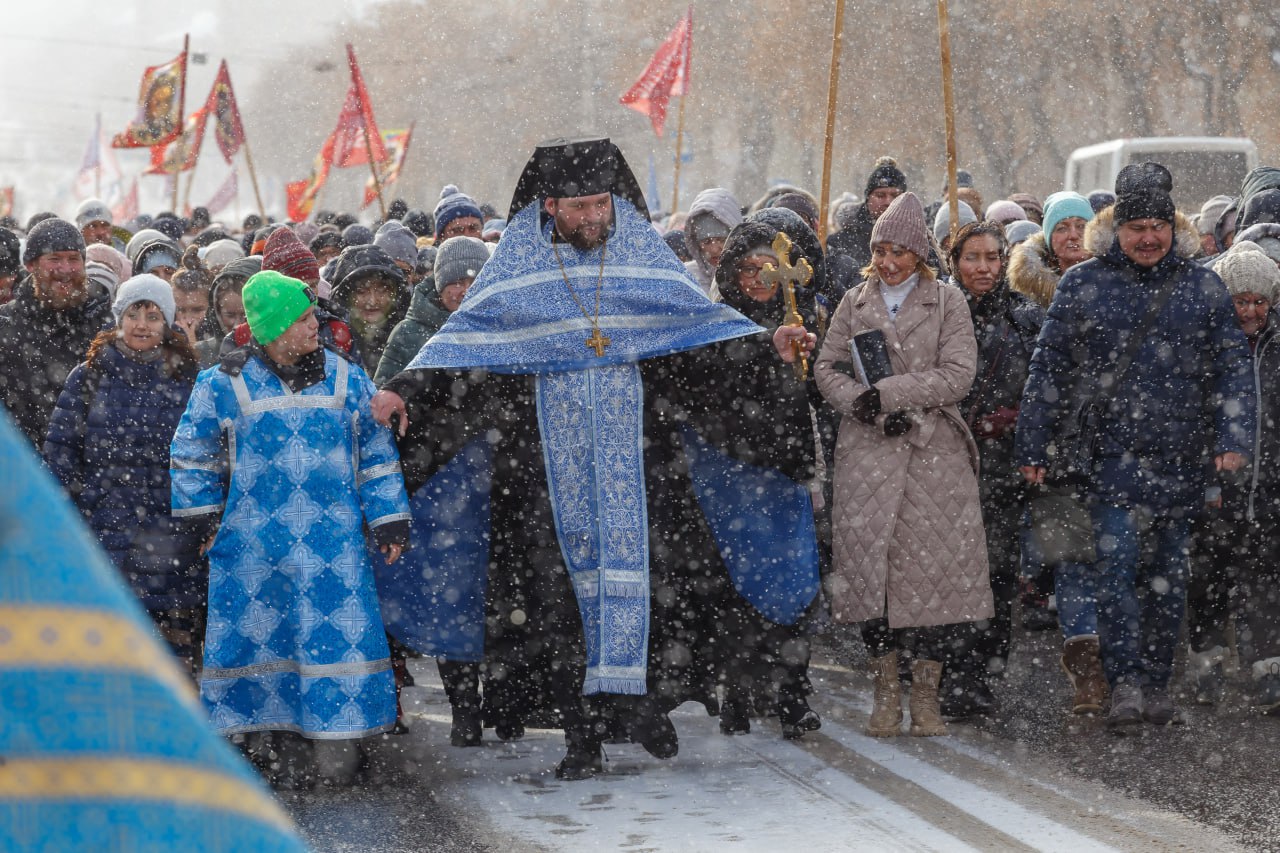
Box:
[719,684,751,735]
[438,660,482,747]
[555,732,604,781]
[630,696,679,759]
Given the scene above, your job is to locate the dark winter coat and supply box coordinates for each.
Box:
[1220,315,1280,521]
[825,202,876,274]
[957,278,1044,493]
[1014,208,1255,512]
[702,219,818,482]
[0,279,113,447]
[43,339,203,610]
[373,277,450,386]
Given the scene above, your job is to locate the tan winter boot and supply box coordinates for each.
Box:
[908,659,947,737]
[866,651,903,737]
[1060,636,1108,714]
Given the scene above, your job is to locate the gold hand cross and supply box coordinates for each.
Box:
[759,232,813,380]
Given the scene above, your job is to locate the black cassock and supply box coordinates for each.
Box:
[380,334,818,736]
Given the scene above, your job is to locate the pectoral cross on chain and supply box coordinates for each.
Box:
[760,232,813,380]
[586,327,611,357]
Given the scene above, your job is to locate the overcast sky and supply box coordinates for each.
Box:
[0,0,387,219]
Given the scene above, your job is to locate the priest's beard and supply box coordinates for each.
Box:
[554,213,613,251]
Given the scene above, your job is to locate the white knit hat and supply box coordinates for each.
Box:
[1213,240,1280,303]
[112,273,177,327]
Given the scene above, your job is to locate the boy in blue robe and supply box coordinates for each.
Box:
[172,270,411,785]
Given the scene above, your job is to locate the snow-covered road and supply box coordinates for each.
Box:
[337,660,1241,853]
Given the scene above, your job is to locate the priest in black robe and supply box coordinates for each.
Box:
[373,137,821,779]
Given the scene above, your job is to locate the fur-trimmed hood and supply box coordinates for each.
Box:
[1006,232,1059,309]
[1082,206,1200,262]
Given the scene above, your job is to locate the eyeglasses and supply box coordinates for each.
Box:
[738,264,770,280]
[442,220,482,239]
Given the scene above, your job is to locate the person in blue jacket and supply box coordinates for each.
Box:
[1015,163,1255,731]
[171,270,411,787]
[44,273,204,671]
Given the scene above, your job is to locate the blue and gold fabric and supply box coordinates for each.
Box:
[171,350,410,738]
[0,411,306,852]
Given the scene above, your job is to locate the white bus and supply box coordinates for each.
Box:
[1064,137,1257,210]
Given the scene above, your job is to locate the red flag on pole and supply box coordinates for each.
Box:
[145,108,208,175]
[205,60,246,164]
[286,133,336,221]
[112,42,188,149]
[362,124,413,209]
[619,7,692,137]
[329,44,387,168]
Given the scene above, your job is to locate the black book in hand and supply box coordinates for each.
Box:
[851,330,894,387]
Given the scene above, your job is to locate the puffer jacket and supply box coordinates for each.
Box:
[957,278,1044,492]
[814,273,992,628]
[1014,208,1255,511]
[374,275,451,386]
[43,337,203,610]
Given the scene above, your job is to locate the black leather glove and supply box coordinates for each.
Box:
[883,411,912,437]
[850,387,882,425]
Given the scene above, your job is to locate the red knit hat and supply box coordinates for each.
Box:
[261,227,320,283]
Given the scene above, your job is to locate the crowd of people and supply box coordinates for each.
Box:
[3,136,1279,787]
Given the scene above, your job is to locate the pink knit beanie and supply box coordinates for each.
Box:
[870,191,930,260]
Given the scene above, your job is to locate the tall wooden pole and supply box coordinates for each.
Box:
[937,0,960,246]
[171,34,189,215]
[363,127,387,220]
[94,112,102,198]
[240,136,268,221]
[818,0,847,245]
[182,148,200,215]
[670,93,689,214]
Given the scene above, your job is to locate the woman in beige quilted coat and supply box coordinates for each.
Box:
[813,192,993,737]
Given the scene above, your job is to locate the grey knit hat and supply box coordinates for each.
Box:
[933,200,977,245]
[870,192,930,260]
[374,221,418,267]
[1213,240,1280,303]
[113,273,177,326]
[74,198,113,229]
[434,236,490,292]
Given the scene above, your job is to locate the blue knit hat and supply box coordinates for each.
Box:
[433,185,483,238]
[1042,192,1095,240]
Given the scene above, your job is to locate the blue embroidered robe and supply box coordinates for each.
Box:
[171,350,410,738]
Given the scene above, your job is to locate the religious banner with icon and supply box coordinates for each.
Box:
[362,125,413,209]
[112,43,188,149]
[145,107,208,175]
[206,60,246,164]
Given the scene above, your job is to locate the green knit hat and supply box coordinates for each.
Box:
[242,270,315,344]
